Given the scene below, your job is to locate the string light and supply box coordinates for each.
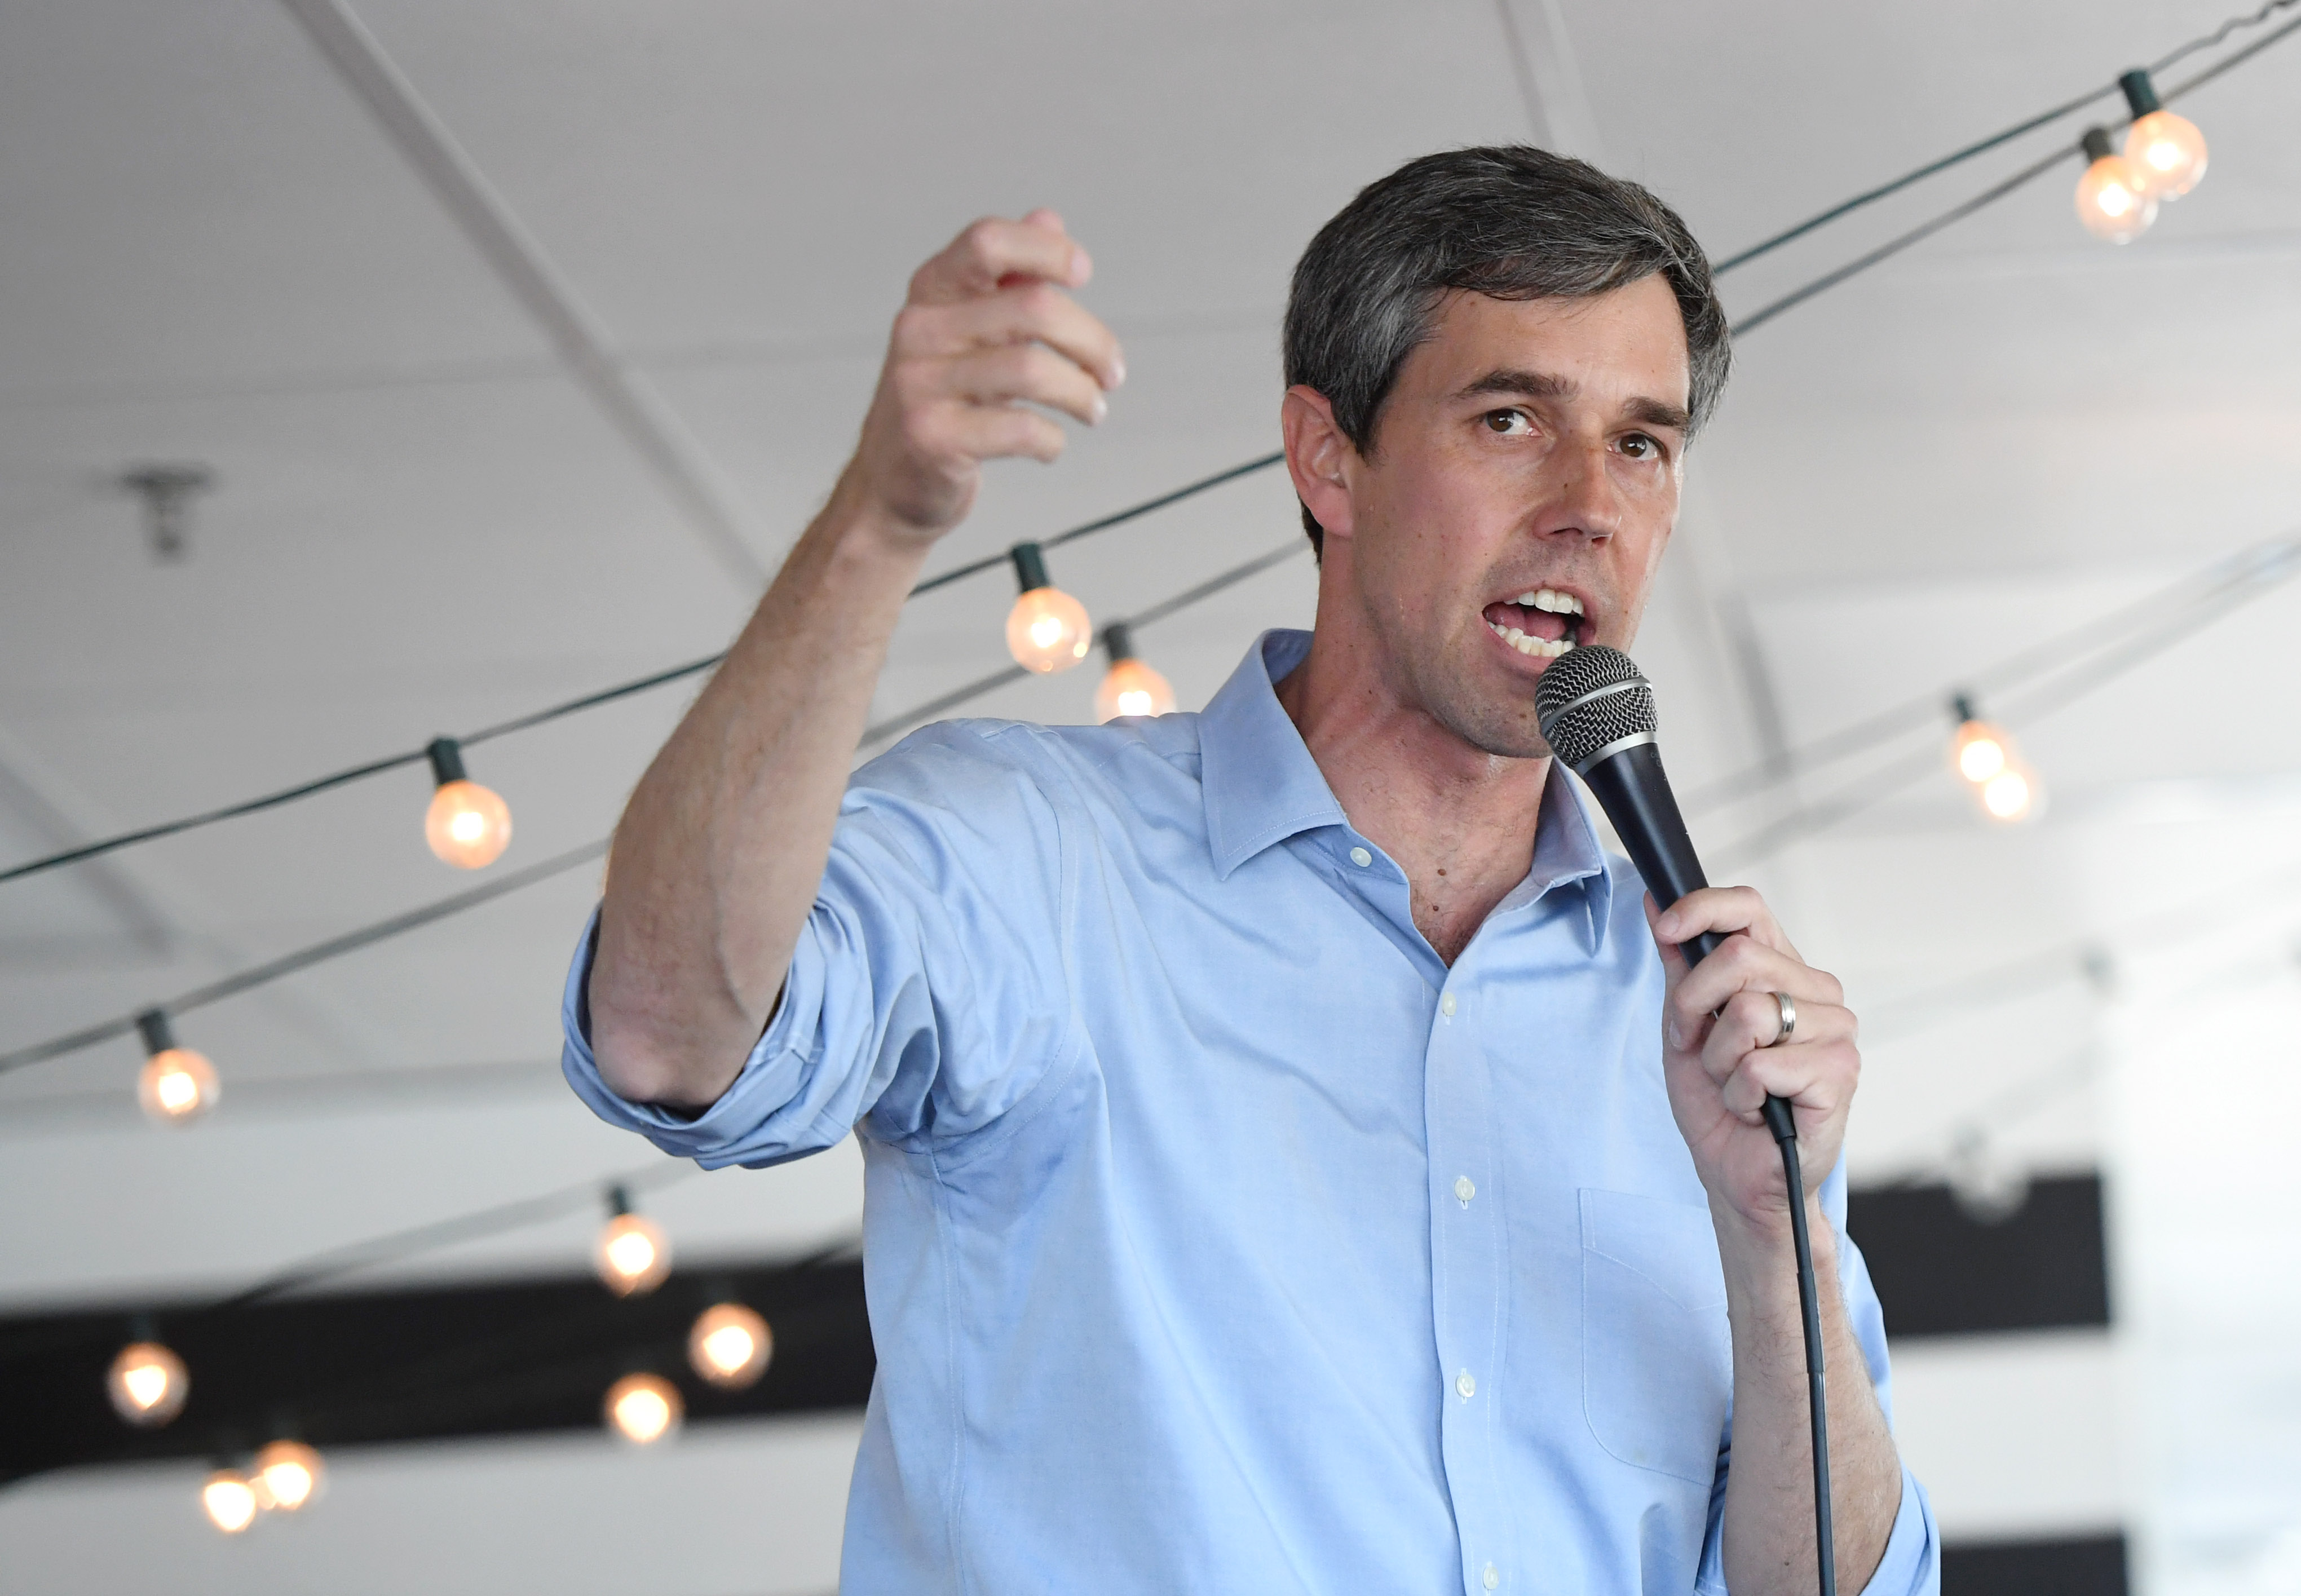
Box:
[1093,623,1176,722]
[251,1440,324,1512]
[423,738,512,869]
[201,1469,259,1534]
[604,1372,682,1445]
[1004,543,1092,674]
[107,1336,189,1426]
[1950,696,2044,824]
[134,1010,218,1126]
[2074,126,2159,243]
[2118,68,2209,198]
[1947,696,2012,784]
[1978,764,2043,823]
[687,1301,772,1389]
[593,1186,671,1297]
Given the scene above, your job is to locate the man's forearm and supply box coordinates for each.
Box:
[589,468,930,1108]
[584,212,1119,1112]
[1717,1197,1905,1595]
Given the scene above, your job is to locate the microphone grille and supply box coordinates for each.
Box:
[1534,644,1657,768]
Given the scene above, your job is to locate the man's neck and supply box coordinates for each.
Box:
[1274,627,1550,966]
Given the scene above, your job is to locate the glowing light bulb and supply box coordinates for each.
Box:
[604,1373,682,1445]
[201,1470,259,1534]
[2075,127,2157,244]
[2118,69,2207,199]
[1004,543,1092,673]
[1980,765,2041,823]
[2125,113,2207,197]
[107,1339,189,1426]
[594,1188,670,1297]
[1949,702,2012,785]
[252,1440,324,1512]
[423,737,511,869]
[687,1302,773,1389]
[134,1009,218,1126]
[1092,623,1177,722]
[138,1049,218,1125]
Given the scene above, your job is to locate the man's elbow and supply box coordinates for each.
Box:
[589,991,742,1112]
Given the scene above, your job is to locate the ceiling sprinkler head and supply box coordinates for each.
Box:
[119,464,215,562]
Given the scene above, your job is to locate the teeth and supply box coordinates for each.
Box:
[1509,589,1585,616]
[1490,612,1579,658]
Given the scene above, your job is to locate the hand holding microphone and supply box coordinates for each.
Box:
[1532,644,1861,1224]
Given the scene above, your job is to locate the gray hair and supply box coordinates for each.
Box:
[1282,145,1729,555]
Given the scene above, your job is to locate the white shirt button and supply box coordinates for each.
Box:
[1439,992,1456,1017]
[1349,846,1372,868]
[1454,1175,1476,1205]
[1483,1564,1500,1590]
[1455,1370,1476,1400]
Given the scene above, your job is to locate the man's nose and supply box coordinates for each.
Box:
[1544,440,1621,542]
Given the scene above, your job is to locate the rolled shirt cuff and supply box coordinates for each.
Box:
[1856,1464,1941,1596]
[558,905,845,1169]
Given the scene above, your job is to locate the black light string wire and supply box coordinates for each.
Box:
[1681,529,2301,816]
[2,519,2273,1082]
[1727,15,2301,335]
[7,6,2294,894]
[1709,535,2301,870]
[1709,0,2301,276]
[0,1157,690,1372]
[0,452,1286,888]
[0,539,1308,1078]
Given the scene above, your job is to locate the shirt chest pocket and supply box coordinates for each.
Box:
[1579,1187,1733,1487]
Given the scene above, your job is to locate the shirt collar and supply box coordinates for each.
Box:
[1196,629,1617,952]
[1517,757,1617,954]
[1198,630,1348,881]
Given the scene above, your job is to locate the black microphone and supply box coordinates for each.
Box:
[1532,645,1730,970]
[1535,643,1838,1596]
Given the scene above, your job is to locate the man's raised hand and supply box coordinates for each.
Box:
[850,209,1126,543]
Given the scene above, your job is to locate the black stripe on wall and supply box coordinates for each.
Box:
[0,1257,873,1484]
[1848,1172,2109,1338]
[1945,1532,2127,1595]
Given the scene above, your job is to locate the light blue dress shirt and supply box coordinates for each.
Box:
[563,628,1938,1595]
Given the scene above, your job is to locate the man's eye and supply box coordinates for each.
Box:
[1483,410,1531,435]
[1621,432,1660,459]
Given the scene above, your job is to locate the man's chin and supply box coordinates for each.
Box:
[1434,697,1553,764]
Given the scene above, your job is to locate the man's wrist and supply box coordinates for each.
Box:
[1710,1187,1838,1295]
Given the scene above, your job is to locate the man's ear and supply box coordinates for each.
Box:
[1282,386,1357,543]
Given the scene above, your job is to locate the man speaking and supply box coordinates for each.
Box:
[562,147,1938,1594]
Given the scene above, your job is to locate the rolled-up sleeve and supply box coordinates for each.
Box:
[561,721,1077,1169]
[1834,1160,1942,1595]
[1695,1157,1942,1593]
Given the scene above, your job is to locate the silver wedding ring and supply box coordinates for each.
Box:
[1769,991,1797,1047]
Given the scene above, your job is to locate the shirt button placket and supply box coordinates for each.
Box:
[1482,1563,1500,1589]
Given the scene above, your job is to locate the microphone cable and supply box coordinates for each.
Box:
[1763,1095,1836,1596]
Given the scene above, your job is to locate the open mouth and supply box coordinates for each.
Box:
[1482,587,1587,660]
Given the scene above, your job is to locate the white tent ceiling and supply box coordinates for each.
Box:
[1,2,2296,1590]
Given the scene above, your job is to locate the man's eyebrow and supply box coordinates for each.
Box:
[1623,396,1693,432]
[1451,368,1575,404]
[1451,369,1692,433]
